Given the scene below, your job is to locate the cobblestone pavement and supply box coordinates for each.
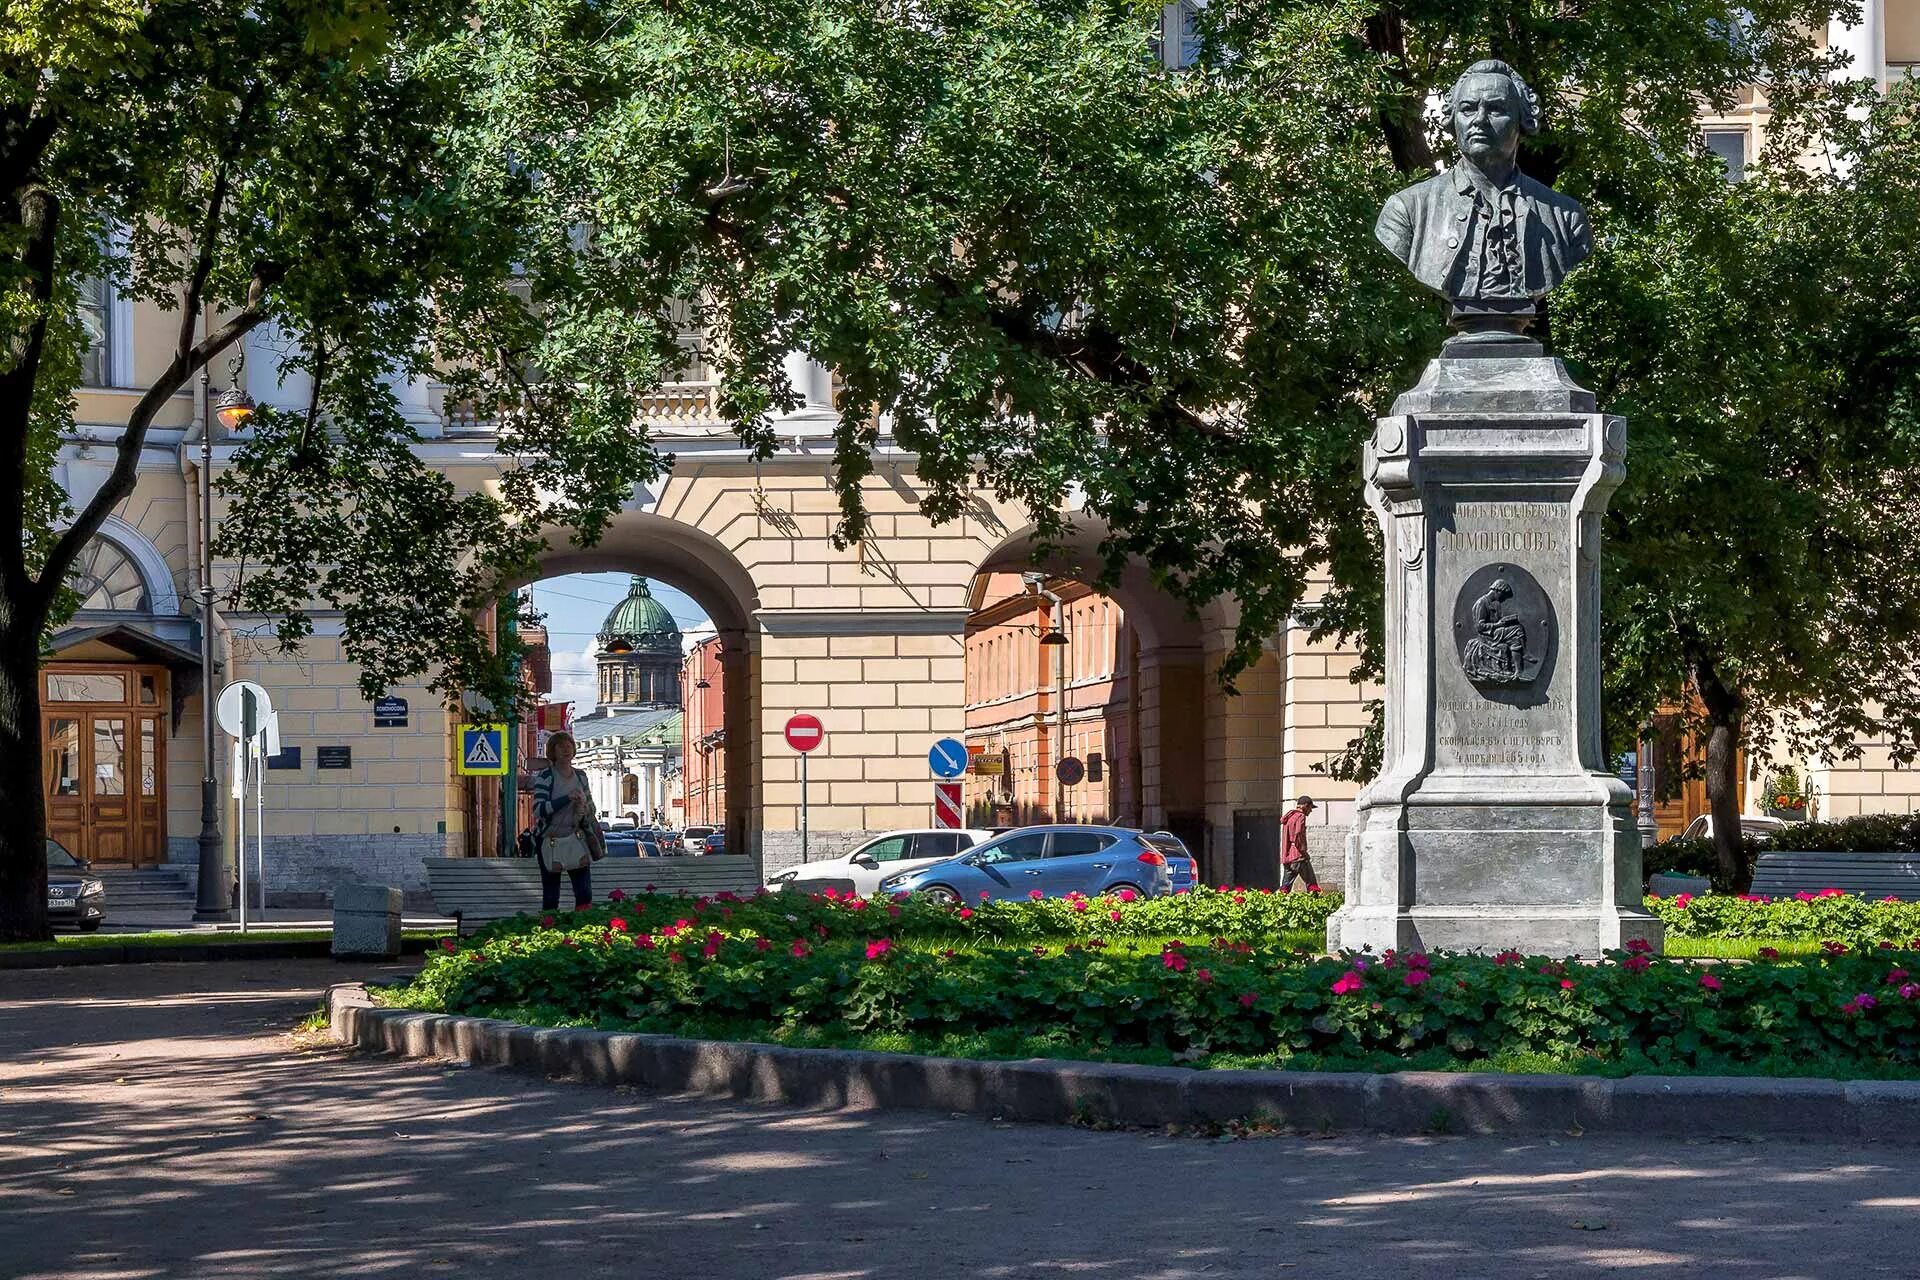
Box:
[3,960,1918,1280]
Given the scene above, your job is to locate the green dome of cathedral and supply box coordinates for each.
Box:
[598,577,682,653]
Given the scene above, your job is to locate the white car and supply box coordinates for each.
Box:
[766,828,997,897]
[1681,815,1788,841]
[681,825,717,854]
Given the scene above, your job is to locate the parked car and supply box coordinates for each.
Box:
[681,825,717,854]
[1681,815,1787,841]
[45,838,105,932]
[766,828,996,896]
[876,825,1175,904]
[1143,831,1198,892]
[700,829,726,855]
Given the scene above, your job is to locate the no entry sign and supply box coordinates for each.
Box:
[784,713,825,753]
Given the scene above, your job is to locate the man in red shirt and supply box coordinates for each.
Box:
[1280,795,1318,893]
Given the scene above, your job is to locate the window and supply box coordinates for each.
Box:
[857,836,912,864]
[77,275,114,387]
[972,832,1049,864]
[67,538,150,614]
[911,832,964,859]
[1150,0,1204,69]
[1047,832,1116,858]
[46,672,127,703]
[1704,129,1747,182]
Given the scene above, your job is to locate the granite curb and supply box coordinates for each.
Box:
[324,983,1920,1143]
[0,935,441,971]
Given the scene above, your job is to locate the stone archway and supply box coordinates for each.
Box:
[522,511,762,867]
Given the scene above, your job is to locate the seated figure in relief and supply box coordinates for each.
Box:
[1463,579,1527,683]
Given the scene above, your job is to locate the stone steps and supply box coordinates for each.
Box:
[91,866,197,912]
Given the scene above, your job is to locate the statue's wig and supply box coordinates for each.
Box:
[1444,59,1541,136]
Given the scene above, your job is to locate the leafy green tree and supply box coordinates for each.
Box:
[1560,84,1920,890]
[0,1,575,940]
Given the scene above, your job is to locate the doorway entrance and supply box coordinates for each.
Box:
[42,664,168,866]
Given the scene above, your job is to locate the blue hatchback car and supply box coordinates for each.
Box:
[876,825,1176,904]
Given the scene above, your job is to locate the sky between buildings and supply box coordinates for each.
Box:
[525,573,712,716]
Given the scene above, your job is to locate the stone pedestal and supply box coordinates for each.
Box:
[332,883,403,959]
[1327,335,1662,957]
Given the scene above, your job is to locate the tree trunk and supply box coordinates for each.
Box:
[0,600,49,941]
[1691,659,1749,893]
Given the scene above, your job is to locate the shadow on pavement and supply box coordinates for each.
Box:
[0,960,1915,1280]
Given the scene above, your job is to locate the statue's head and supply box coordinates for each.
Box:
[1444,59,1539,170]
[1489,578,1513,599]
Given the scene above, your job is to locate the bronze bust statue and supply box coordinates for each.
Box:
[1375,60,1592,327]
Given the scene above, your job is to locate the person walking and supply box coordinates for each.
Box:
[1280,795,1318,892]
[532,732,603,911]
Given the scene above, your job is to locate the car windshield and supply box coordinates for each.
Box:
[1140,834,1189,857]
[44,839,81,869]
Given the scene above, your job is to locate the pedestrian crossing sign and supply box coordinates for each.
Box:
[457,723,509,776]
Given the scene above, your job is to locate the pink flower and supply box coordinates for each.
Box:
[1560,979,1576,991]
[958,907,973,919]
[1673,893,1694,909]
[1493,950,1522,966]
[979,892,991,901]
[666,951,684,964]
[636,934,656,950]
[1887,969,1911,986]
[1842,993,1878,1015]
[1823,941,1850,955]
[1699,973,1723,991]
[1109,910,1123,922]
[1162,952,1188,973]
[790,938,810,958]
[609,917,629,932]
[893,891,912,903]
[887,905,902,919]
[1403,969,1431,987]
[440,938,456,952]
[1073,900,1090,912]
[823,887,839,901]
[1331,970,1364,995]
[1307,884,1321,893]
[1758,946,1780,959]
[701,930,723,958]
[1795,891,1816,902]
[1195,968,1213,983]
[1032,946,1047,957]
[539,915,555,928]
[644,883,656,893]
[1901,983,1920,1000]
[865,938,893,960]
[1737,894,1769,903]
[1625,938,1653,954]
[1118,888,1138,903]
[1406,952,1431,971]
[1623,955,1652,973]
[1238,992,1258,1008]
[1819,888,1846,899]
[1029,889,1044,901]
[607,888,628,903]
[754,937,772,952]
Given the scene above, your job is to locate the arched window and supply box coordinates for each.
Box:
[68,539,150,613]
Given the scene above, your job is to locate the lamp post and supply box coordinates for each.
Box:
[192,377,254,919]
[1023,573,1071,821]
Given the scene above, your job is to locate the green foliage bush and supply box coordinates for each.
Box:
[1770,813,1920,853]
[396,889,1920,1077]
[1648,890,1920,947]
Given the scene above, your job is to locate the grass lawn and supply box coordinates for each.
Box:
[1663,936,1833,960]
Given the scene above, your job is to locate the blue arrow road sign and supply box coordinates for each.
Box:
[929,737,969,779]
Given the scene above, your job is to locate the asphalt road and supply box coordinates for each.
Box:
[3,960,1919,1280]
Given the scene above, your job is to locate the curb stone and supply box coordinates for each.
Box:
[323,984,1920,1143]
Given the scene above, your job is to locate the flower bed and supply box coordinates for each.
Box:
[1648,890,1920,949]
[386,887,1920,1078]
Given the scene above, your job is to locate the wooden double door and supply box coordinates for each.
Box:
[42,665,168,866]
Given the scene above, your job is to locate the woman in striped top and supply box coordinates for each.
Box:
[533,731,598,910]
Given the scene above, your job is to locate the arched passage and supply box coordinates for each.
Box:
[967,520,1300,886]
[513,512,763,865]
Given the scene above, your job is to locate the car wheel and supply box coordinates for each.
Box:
[923,885,960,907]
[1106,881,1143,899]
[78,920,101,933]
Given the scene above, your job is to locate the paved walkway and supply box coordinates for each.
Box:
[3,962,1918,1280]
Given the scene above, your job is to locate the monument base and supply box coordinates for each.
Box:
[1327,343,1662,958]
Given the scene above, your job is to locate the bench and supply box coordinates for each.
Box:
[1749,851,1920,902]
[425,855,760,933]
